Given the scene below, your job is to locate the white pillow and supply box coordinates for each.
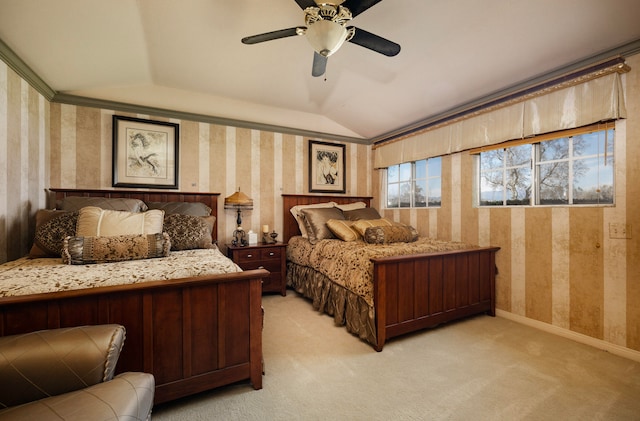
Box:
[335,202,367,211]
[76,206,164,237]
[290,202,337,238]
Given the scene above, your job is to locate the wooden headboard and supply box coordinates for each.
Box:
[49,188,220,243]
[282,194,373,243]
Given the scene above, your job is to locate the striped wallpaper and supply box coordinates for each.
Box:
[46,106,372,252]
[375,53,640,356]
[1,53,639,357]
[0,62,50,263]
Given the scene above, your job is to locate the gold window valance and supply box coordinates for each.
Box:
[374,63,628,168]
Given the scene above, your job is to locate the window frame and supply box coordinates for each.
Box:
[474,122,615,208]
[384,157,442,209]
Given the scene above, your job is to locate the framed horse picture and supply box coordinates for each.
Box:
[112,115,179,189]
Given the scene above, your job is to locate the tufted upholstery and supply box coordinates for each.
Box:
[0,325,154,421]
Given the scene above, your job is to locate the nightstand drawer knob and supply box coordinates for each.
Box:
[269,252,275,256]
[247,254,253,258]
[258,266,264,269]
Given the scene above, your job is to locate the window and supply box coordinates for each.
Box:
[386,157,441,208]
[479,145,532,206]
[478,125,614,206]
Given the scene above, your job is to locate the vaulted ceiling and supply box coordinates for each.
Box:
[1,0,640,143]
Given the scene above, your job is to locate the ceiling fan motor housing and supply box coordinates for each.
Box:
[304,4,355,56]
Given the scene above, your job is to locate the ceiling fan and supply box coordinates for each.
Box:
[241,0,401,77]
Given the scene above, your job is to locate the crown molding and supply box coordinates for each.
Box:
[51,93,369,145]
[0,38,55,100]
[0,36,367,145]
[3,34,640,147]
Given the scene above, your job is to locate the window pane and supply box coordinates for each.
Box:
[539,138,569,161]
[387,165,399,183]
[399,182,412,207]
[399,163,411,181]
[573,132,598,157]
[387,183,399,207]
[428,178,441,206]
[415,160,426,179]
[428,157,442,177]
[506,144,531,167]
[505,167,531,205]
[414,179,427,207]
[481,149,503,171]
[539,161,569,204]
[573,157,614,204]
[480,169,503,206]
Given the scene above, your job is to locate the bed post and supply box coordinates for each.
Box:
[373,263,386,352]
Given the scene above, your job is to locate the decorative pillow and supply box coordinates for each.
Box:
[145,201,212,216]
[62,233,170,265]
[352,218,395,237]
[163,214,216,250]
[59,196,148,212]
[335,202,367,211]
[29,210,78,258]
[300,207,345,244]
[290,202,337,238]
[326,219,361,242]
[76,207,164,237]
[343,207,382,221]
[363,225,419,244]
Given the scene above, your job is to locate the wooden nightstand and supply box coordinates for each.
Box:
[227,242,287,296]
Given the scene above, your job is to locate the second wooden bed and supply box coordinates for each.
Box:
[283,194,499,351]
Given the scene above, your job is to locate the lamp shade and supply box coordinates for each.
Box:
[305,20,348,57]
[224,190,253,210]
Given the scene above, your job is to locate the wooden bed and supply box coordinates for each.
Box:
[0,188,266,404]
[283,194,499,351]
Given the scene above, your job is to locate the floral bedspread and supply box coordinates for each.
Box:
[0,246,242,298]
[287,236,475,307]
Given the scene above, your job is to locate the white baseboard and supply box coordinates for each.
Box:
[496,309,640,363]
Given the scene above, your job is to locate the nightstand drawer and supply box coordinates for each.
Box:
[239,259,281,273]
[235,247,282,263]
[234,249,262,263]
[260,248,282,260]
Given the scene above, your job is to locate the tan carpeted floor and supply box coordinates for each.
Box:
[153,292,640,421]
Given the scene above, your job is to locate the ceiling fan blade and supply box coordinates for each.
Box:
[241,27,303,44]
[312,52,327,77]
[294,0,318,10]
[347,26,400,56]
[342,0,383,17]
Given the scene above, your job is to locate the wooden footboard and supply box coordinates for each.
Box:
[0,270,267,404]
[371,247,499,351]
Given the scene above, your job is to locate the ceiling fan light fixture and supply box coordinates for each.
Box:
[305,20,348,57]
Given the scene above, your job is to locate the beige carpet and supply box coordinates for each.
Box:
[153,292,640,421]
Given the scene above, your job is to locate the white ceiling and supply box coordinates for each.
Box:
[1,0,640,142]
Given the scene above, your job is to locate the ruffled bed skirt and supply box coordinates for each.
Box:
[287,262,377,346]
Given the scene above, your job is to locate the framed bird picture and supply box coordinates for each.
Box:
[112,115,179,189]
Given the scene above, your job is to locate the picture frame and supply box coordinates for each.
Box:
[308,140,346,193]
[112,115,179,189]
